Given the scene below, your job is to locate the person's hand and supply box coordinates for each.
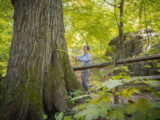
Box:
[73,54,76,59]
[75,57,78,61]
[73,54,78,61]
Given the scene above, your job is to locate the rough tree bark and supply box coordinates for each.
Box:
[0,0,81,120]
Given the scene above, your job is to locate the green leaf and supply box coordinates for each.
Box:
[102,80,123,90]
[55,112,63,120]
[109,110,125,120]
[128,104,137,114]
[149,81,160,87]
[74,102,111,120]
[132,110,146,120]
[135,98,152,113]
[144,65,151,68]
[146,108,160,119]
[64,116,73,120]
[70,94,90,101]
[153,91,160,98]
[151,102,160,108]
[43,114,48,120]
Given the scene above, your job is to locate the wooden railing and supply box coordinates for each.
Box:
[73,53,160,71]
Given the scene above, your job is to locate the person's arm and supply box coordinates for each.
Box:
[77,54,92,62]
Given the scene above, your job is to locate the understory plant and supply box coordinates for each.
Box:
[72,67,160,120]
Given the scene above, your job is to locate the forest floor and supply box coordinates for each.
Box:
[65,70,160,120]
[74,70,159,104]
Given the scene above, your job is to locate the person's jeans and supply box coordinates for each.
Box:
[81,70,90,91]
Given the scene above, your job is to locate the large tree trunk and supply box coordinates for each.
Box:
[0,0,82,120]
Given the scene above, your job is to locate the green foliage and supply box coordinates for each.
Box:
[144,65,151,68]
[43,114,48,120]
[63,0,160,64]
[128,98,152,114]
[74,101,112,120]
[102,79,123,90]
[64,116,73,120]
[55,112,64,120]
[108,110,125,120]
[0,0,13,76]
[69,94,90,105]
[127,98,160,120]
[63,0,117,61]
[70,67,160,120]
[54,112,74,120]
[68,89,84,105]
[121,88,140,98]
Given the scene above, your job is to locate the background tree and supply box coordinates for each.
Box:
[105,0,124,59]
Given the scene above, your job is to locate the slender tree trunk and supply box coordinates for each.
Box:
[119,0,124,59]
[110,0,124,59]
[1,0,81,120]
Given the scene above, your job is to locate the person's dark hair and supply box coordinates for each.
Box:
[84,45,90,50]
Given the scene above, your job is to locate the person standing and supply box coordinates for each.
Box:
[73,46,92,92]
